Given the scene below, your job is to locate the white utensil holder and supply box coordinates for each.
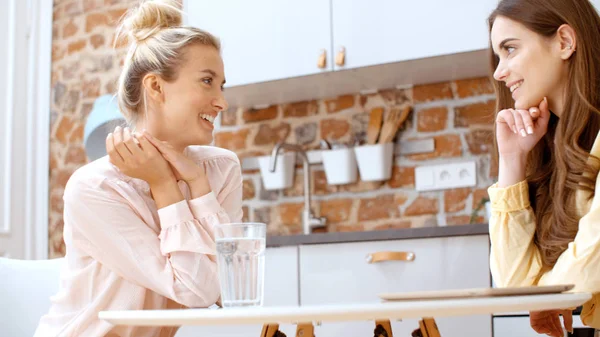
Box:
[258,152,296,190]
[353,142,395,181]
[321,147,358,185]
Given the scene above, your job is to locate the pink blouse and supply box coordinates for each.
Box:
[34,146,243,337]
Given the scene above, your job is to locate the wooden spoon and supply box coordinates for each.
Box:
[366,107,384,145]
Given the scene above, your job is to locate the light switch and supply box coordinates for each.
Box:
[415,161,477,191]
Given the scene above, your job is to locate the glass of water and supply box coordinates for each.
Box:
[215,222,267,308]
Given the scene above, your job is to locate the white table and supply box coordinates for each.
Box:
[99,292,592,337]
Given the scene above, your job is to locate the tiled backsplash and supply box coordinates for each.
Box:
[48,0,497,258]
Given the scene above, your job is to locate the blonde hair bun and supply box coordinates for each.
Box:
[120,0,183,43]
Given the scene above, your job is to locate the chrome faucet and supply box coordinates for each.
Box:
[270,142,326,235]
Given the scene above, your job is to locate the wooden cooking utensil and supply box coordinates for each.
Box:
[378,106,412,144]
[366,107,384,144]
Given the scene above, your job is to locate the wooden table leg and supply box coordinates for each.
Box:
[261,323,287,337]
[411,318,441,337]
[295,322,314,337]
[374,319,393,337]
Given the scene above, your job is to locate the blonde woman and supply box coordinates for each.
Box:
[34,1,242,336]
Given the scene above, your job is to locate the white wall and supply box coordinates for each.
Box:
[0,0,52,259]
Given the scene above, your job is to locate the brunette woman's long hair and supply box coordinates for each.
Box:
[488,0,600,268]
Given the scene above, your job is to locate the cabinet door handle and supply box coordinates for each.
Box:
[366,251,415,263]
[335,46,346,66]
[317,49,327,69]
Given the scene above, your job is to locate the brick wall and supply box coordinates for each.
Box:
[218,79,498,236]
[49,0,136,258]
[48,0,497,258]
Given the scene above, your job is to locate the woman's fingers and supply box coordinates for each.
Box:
[106,132,124,165]
[511,109,527,137]
[112,126,132,160]
[123,127,144,157]
[516,109,535,135]
[497,109,517,134]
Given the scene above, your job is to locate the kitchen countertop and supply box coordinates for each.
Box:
[266,223,488,247]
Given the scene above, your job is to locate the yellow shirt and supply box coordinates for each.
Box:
[488,132,600,329]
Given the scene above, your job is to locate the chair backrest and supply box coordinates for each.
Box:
[0,257,64,337]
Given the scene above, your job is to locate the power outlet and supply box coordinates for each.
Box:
[415,161,477,191]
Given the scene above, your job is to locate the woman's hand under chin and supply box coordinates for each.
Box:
[143,131,212,199]
[495,96,551,157]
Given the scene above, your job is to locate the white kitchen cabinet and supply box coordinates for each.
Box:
[330,0,498,71]
[299,235,492,337]
[183,0,333,88]
[175,246,299,337]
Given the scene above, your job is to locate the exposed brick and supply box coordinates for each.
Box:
[320,199,353,224]
[325,95,354,113]
[340,180,383,193]
[455,77,494,98]
[220,108,237,126]
[258,179,280,201]
[243,105,278,123]
[67,39,87,54]
[49,153,59,171]
[253,122,290,146]
[86,13,109,33]
[313,170,338,195]
[242,179,255,200]
[358,195,399,221]
[273,203,304,234]
[90,34,105,49]
[404,196,439,216]
[53,6,63,22]
[388,166,415,188]
[466,129,494,154]
[413,82,453,103]
[320,119,350,140]
[242,206,250,222]
[373,221,411,231]
[444,188,471,213]
[214,129,250,151]
[446,215,483,226]
[64,1,83,16]
[254,207,272,230]
[55,169,74,190]
[82,77,101,98]
[63,20,78,38]
[454,100,496,127]
[65,146,88,166]
[294,122,317,145]
[83,0,103,12]
[417,106,448,132]
[283,172,304,197]
[379,88,412,106]
[396,194,409,207]
[336,224,366,233]
[108,8,128,24]
[54,116,75,144]
[472,188,490,209]
[50,193,64,214]
[52,45,66,62]
[283,100,318,118]
[407,135,462,160]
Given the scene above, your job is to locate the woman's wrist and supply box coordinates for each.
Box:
[149,178,184,209]
[497,152,528,188]
[187,174,211,199]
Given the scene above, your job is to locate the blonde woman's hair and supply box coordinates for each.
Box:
[115,0,221,126]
